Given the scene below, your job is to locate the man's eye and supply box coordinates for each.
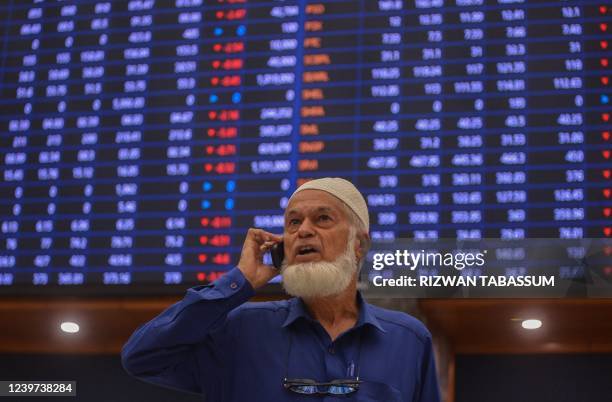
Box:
[289,219,300,225]
[318,215,331,221]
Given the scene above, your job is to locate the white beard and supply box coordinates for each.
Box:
[281,231,357,298]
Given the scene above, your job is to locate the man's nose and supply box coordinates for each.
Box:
[297,218,315,238]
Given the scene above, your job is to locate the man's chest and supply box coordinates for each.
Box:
[220,329,415,402]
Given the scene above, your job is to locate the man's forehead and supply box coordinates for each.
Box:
[285,190,346,215]
[285,205,338,216]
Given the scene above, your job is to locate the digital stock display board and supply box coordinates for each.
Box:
[0,0,609,290]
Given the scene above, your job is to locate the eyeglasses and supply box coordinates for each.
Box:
[283,378,362,395]
[283,327,364,396]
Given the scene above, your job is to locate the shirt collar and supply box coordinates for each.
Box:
[281,291,387,333]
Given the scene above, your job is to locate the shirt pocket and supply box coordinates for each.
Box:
[354,381,403,402]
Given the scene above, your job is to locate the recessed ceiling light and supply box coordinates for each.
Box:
[521,319,542,330]
[60,322,80,334]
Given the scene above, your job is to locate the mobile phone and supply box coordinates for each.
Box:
[270,241,284,269]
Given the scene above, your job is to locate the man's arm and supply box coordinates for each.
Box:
[121,228,281,395]
[120,267,253,394]
[413,335,441,402]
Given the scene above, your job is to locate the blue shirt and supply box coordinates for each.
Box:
[121,268,440,402]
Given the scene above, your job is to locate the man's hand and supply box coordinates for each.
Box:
[237,228,283,289]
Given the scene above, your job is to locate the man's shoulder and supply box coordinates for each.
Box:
[230,299,292,319]
[367,303,432,343]
[242,299,291,311]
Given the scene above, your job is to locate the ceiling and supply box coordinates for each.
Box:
[419,299,612,354]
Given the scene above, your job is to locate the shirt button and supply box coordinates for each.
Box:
[328,347,335,354]
[230,282,238,289]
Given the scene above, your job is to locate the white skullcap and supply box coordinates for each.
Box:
[288,177,369,231]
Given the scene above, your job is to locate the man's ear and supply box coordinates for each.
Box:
[354,237,362,260]
[355,232,370,260]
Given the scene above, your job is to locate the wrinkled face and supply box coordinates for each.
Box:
[281,189,361,298]
[283,189,358,265]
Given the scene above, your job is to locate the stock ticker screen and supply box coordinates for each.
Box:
[0,0,609,289]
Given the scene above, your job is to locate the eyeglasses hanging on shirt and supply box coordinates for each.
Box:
[282,329,363,396]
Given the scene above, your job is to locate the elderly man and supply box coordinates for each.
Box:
[122,178,440,401]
